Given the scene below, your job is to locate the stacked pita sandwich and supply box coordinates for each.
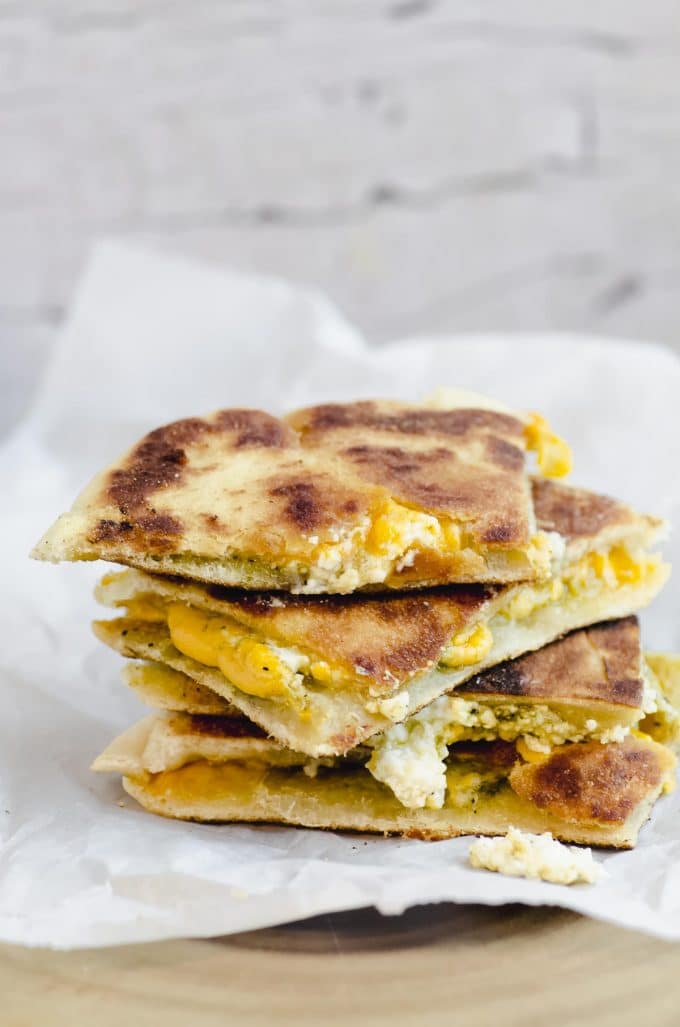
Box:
[32,391,680,849]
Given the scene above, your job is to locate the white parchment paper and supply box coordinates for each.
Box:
[3,240,680,948]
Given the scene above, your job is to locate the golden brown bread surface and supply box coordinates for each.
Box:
[94,622,678,848]
[122,663,238,716]
[91,470,665,697]
[532,478,643,542]
[93,557,668,758]
[106,618,659,782]
[91,471,663,646]
[509,735,675,825]
[286,401,530,543]
[31,398,566,591]
[97,571,494,692]
[114,730,675,848]
[89,474,667,757]
[459,617,643,707]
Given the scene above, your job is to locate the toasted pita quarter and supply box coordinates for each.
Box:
[94,711,676,849]
[94,619,679,825]
[31,394,574,592]
[117,617,658,742]
[92,480,667,757]
[124,618,680,758]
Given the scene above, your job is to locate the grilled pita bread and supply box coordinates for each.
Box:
[94,627,680,847]
[31,394,572,592]
[96,717,676,849]
[95,621,679,817]
[119,618,661,756]
[93,480,668,756]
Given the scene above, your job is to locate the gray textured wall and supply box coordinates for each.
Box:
[3,2,680,431]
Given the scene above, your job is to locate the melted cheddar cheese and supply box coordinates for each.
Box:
[524,413,572,478]
[125,598,499,710]
[440,623,494,668]
[167,604,307,702]
[364,500,442,559]
[114,544,658,717]
[498,548,660,624]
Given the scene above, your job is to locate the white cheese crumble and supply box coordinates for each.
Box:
[642,662,663,715]
[367,720,448,809]
[597,724,629,744]
[366,692,411,722]
[293,512,441,594]
[468,828,603,886]
[270,642,309,675]
[366,691,632,811]
[302,756,341,778]
[395,549,417,571]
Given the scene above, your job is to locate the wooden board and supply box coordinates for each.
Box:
[3,904,679,1026]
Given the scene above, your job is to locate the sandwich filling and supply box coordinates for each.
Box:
[98,629,680,815]
[31,398,573,592]
[94,715,677,848]
[364,658,674,809]
[98,542,664,713]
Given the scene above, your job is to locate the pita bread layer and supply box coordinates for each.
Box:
[31,395,572,592]
[94,568,664,759]
[99,621,680,815]
[122,663,238,717]
[100,717,675,849]
[121,618,665,758]
[93,478,668,756]
[92,478,666,695]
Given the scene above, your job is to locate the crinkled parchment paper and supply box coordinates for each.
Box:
[3,241,680,947]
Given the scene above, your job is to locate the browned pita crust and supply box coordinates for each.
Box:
[96,575,493,692]
[91,467,665,694]
[115,731,675,848]
[31,399,563,591]
[459,617,643,707]
[122,663,237,716]
[92,552,668,758]
[531,478,661,549]
[509,735,674,825]
[286,402,531,544]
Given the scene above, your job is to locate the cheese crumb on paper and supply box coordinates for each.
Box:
[468,827,603,886]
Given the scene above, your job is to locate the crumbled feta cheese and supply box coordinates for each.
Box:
[447,772,484,808]
[641,664,661,715]
[598,724,629,744]
[639,660,680,743]
[367,721,448,809]
[366,687,628,810]
[468,828,603,885]
[520,734,552,754]
[270,643,309,674]
[302,756,340,778]
[545,530,567,569]
[366,692,411,722]
[294,509,445,594]
[395,549,417,571]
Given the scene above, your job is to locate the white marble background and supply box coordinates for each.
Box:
[2,2,680,434]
